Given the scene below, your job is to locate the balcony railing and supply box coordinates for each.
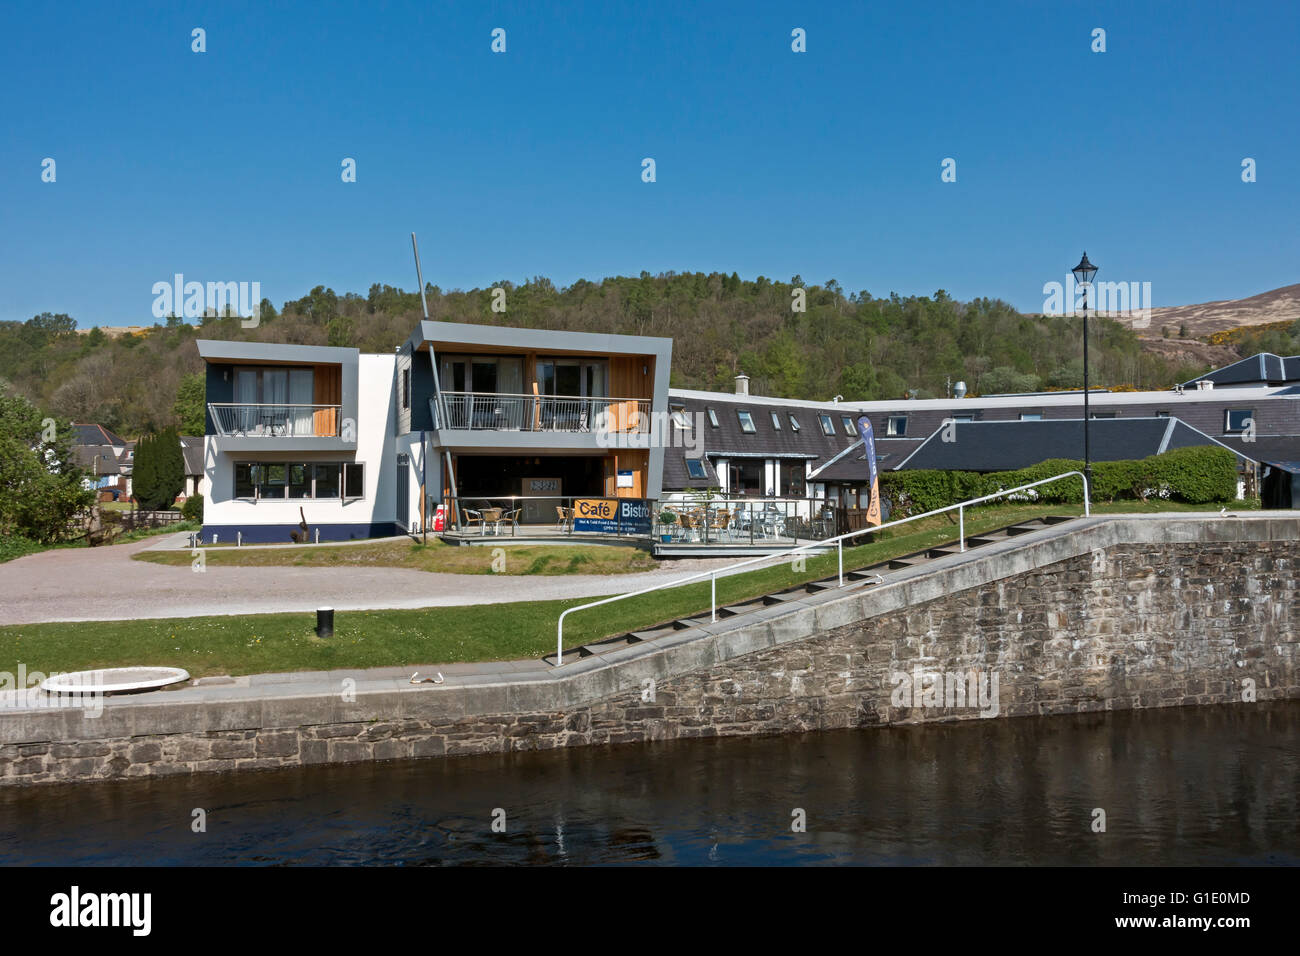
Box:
[208,403,342,438]
[435,392,651,433]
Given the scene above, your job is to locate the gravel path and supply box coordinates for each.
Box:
[0,537,748,625]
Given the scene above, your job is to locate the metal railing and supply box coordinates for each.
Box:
[437,495,658,537]
[654,496,855,545]
[554,471,1091,665]
[436,393,651,433]
[208,403,342,438]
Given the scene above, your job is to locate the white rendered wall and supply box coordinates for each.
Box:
[205,354,398,532]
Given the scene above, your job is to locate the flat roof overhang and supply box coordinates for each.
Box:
[197,340,359,366]
[408,321,671,360]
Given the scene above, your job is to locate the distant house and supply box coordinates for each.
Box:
[179,436,204,499]
[72,423,130,501]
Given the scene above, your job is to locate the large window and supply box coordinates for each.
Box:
[1226,409,1255,433]
[343,463,365,501]
[234,366,315,434]
[233,461,361,500]
[783,461,805,497]
[729,459,764,496]
[440,355,527,395]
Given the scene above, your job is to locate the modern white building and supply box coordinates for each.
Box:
[197,321,672,543]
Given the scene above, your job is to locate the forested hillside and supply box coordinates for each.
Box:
[0,273,1233,438]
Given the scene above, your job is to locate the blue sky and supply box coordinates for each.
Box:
[2,0,1297,325]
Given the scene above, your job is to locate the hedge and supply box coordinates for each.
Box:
[880,446,1240,517]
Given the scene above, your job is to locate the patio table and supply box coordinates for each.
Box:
[480,507,503,534]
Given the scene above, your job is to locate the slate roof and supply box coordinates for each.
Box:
[72,445,123,474]
[180,436,204,476]
[73,423,127,447]
[661,392,863,490]
[1212,435,1300,466]
[893,417,1250,472]
[1181,353,1300,389]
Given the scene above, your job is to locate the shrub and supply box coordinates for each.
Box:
[0,387,95,542]
[880,445,1239,516]
[181,493,204,522]
[134,426,185,510]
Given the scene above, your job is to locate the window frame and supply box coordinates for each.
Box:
[737,410,757,434]
[1225,408,1255,433]
[818,414,835,436]
[706,407,719,428]
[343,462,365,502]
[685,458,708,479]
[770,411,782,430]
[788,413,800,431]
[886,415,908,437]
[232,461,357,501]
[841,415,856,436]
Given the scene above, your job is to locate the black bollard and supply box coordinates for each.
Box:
[316,607,334,638]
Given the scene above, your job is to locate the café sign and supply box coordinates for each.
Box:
[572,498,653,535]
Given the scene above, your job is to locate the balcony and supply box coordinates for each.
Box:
[208,403,342,438]
[435,392,651,432]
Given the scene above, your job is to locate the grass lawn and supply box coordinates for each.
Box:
[134,539,659,576]
[0,499,1245,678]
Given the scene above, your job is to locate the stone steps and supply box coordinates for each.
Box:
[548,513,1078,665]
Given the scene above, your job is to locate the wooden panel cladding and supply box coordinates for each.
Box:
[607,357,653,433]
[603,450,648,497]
[313,365,342,437]
[610,356,653,401]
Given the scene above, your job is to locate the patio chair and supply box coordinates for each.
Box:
[555,506,572,532]
[496,508,521,536]
[461,508,485,535]
[708,509,731,542]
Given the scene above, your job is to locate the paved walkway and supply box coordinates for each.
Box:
[0,535,742,626]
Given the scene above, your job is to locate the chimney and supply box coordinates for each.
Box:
[734,373,750,396]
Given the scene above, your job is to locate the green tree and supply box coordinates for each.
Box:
[173,372,206,434]
[0,386,95,542]
[133,426,184,510]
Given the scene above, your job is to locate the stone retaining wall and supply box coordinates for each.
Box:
[3,517,1297,786]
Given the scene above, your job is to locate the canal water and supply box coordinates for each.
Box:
[2,703,1297,866]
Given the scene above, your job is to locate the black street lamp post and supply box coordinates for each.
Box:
[1072,252,1098,494]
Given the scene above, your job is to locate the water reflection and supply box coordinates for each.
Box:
[1,703,1296,866]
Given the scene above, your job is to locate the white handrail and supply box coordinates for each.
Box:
[554,470,1090,665]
